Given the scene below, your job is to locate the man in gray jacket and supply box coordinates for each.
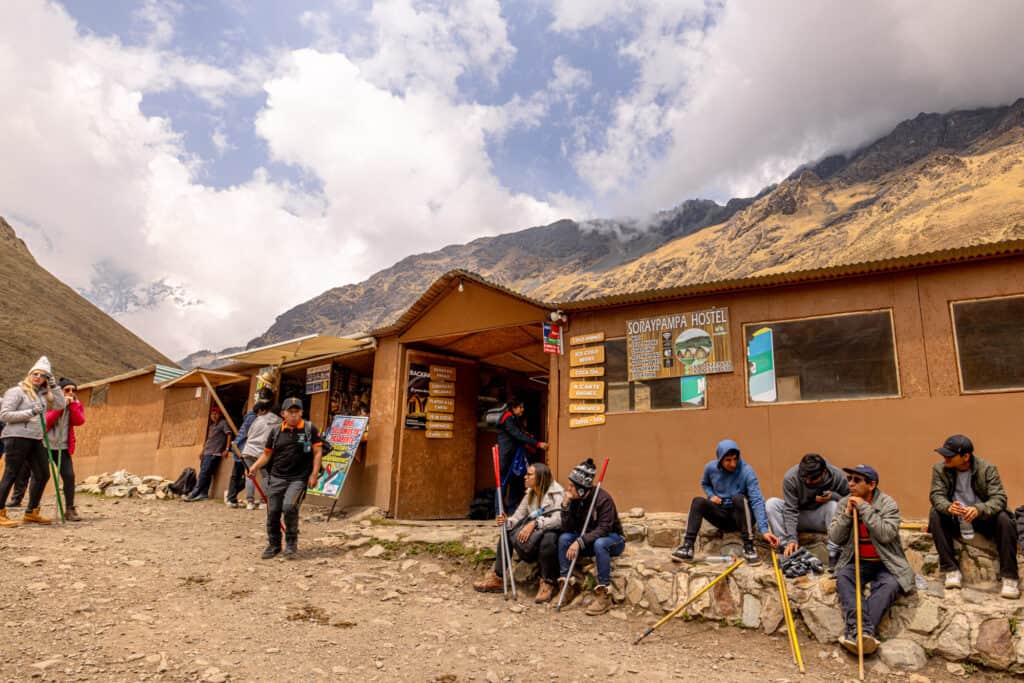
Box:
[766,453,848,569]
[829,464,914,656]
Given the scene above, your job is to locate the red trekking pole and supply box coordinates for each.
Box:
[556,458,610,611]
[492,445,516,600]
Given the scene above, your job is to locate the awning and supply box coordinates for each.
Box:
[160,368,249,389]
[220,334,373,367]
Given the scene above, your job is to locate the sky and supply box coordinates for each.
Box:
[2,0,1023,360]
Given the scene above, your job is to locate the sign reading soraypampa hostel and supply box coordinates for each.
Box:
[626,307,732,381]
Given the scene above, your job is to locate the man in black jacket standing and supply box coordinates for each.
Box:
[496,397,546,513]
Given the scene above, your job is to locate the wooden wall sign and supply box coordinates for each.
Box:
[426,397,455,413]
[569,414,606,428]
[428,381,455,396]
[570,346,605,367]
[570,366,605,378]
[426,429,453,439]
[426,412,453,423]
[569,381,605,399]
[570,332,605,346]
[430,365,456,382]
[569,403,605,414]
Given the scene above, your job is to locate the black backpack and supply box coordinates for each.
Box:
[168,467,197,495]
[468,489,496,520]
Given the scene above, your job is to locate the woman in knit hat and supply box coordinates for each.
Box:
[0,356,66,526]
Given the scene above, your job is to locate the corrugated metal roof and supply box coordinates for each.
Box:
[153,364,186,384]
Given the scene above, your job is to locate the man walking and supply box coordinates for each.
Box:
[184,406,232,502]
[766,453,848,570]
[672,439,777,565]
[249,398,322,559]
[928,434,1019,599]
[830,465,914,655]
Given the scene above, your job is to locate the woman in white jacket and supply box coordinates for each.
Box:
[0,356,66,527]
[474,462,565,603]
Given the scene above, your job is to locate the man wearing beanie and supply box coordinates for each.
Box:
[766,453,848,571]
[557,458,625,616]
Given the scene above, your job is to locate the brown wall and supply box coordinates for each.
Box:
[554,257,1024,518]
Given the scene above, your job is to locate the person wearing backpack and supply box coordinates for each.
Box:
[249,398,323,559]
[496,397,547,514]
[238,401,280,509]
[473,462,565,601]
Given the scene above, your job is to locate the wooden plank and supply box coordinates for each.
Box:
[570,346,605,367]
[569,381,605,399]
[570,366,605,378]
[429,365,456,382]
[425,429,453,439]
[426,397,455,413]
[570,332,605,346]
[428,380,456,396]
[426,412,453,423]
[569,403,605,414]
[569,414,606,428]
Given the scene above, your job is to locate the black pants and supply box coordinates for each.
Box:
[226,459,247,504]
[836,560,901,636]
[266,476,306,547]
[684,494,754,543]
[9,457,31,504]
[9,449,74,509]
[0,438,50,511]
[929,507,1019,580]
[494,528,559,582]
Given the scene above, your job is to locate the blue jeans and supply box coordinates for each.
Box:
[558,532,625,585]
[189,453,221,498]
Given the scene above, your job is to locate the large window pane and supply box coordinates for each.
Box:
[603,338,705,412]
[953,295,1024,392]
[745,311,899,403]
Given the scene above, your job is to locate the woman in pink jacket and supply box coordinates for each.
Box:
[44,378,86,521]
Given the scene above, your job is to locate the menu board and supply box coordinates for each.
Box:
[426,365,456,438]
[626,307,732,381]
[566,338,606,428]
[305,364,331,395]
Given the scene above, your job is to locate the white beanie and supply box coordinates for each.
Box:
[30,356,52,375]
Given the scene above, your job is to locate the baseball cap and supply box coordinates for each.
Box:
[842,464,879,483]
[281,397,304,411]
[935,434,973,458]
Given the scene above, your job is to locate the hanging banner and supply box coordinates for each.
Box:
[747,327,777,403]
[626,307,732,381]
[543,322,564,355]
[305,364,331,395]
[570,345,605,367]
[570,332,605,346]
[308,415,368,498]
[404,363,430,429]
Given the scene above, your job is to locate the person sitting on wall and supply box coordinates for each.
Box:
[183,405,232,502]
[672,439,778,565]
[496,397,547,514]
[928,434,1019,599]
[557,459,625,616]
[473,462,565,602]
[766,453,848,571]
[830,464,914,656]
[249,397,323,559]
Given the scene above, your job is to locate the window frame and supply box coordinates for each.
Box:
[601,336,709,415]
[741,308,902,407]
[950,293,1024,396]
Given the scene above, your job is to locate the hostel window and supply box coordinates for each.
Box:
[605,338,706,412]
[952,294,1024,393]
[744,310,899,404]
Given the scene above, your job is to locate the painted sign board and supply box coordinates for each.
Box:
[626,307,732,381]
[570,332,605,346]
[305,364,331,395]
[569,381,605,399]
[543,322,564,355]
[570,346,605,367]
[569,366,605,378]
[429,381,456,397]
[308,415,368,498]
[569,403,605,414]
[404,363,430,429]
[569,414,606,428]
[430,365,456,382]
[426,412,453,423]
[747,327,777,402]
[426,429,453,439]
[426,397,455,413]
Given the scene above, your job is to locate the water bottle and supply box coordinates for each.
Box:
[705,555,735,564]
[956,502,975,540]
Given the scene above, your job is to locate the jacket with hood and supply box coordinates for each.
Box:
[507,480,565,531]
[929,455,1007,519]
[241,412,283,458]
[828,488,914,593]
[1,384,66,441]
[700,439,770,534]
[45,401,86,454]
[778,460,849,545]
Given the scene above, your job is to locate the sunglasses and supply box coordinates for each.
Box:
[30,372,47,378]
[845,475,872,484]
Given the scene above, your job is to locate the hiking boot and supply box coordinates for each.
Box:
[65,507,82,522]
[284,540,298,558]
[839,630,858,655]
[0,509,18,528]
[862,632,880,655]
[671,542,694,562]
[473,572,504,593]
[261,545,281,560]
[556,577,578,607]
[535,580,555,604]
[1001,578,1020,600]
[945,570,963,589]
[22,508,52,525]
[585,585,613,616]
[742,540,761,565]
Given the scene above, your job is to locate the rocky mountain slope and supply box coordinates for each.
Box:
[0,217,175,384]
[196,99,1024,361]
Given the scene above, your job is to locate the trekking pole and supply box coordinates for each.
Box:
[770,545,804,672]
[853,507,864,681]
[634,558,745,645]
[39,413,65,523]
[491,446,513,599]
[556,458,610,611]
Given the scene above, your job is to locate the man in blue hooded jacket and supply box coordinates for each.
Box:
[672,439,778,564]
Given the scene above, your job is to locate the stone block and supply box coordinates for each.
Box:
[975,618,1014,670]
[933,613,971,661]
[625,576,645,606]
[906,600,942,635]
[627,507,645,518]
[878,639,927,671]
[647,526,682,548]
[741,593,760,629]
[800,599,844,643]
[622,524,646,543]
[647,576,674,606]
[761,593,783,635]
[512,561,538,583]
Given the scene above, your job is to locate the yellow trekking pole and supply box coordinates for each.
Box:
[634,558,744,645]
[770,547,804,672]
[853,508,864,681]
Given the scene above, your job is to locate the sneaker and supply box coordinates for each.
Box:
[257,502,265,510]
[862,632,880,655]
[945,570,963,589]
[223,490,229,505]
[1001,578,1020,600]
[227,502,239,509]
[585,585,613,616]
[671,542,695,562]
[246,502,255,511]
[261,545,281,560]
[473,572,504,593]
[535,580,555,604]
[742,540,762,566]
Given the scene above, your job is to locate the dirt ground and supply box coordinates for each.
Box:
[0,495,1014,683]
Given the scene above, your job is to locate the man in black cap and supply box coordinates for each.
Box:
[929,434,1019,599]
[829,464,914,656]
[249,397,322,559]
[766,453,848,570]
